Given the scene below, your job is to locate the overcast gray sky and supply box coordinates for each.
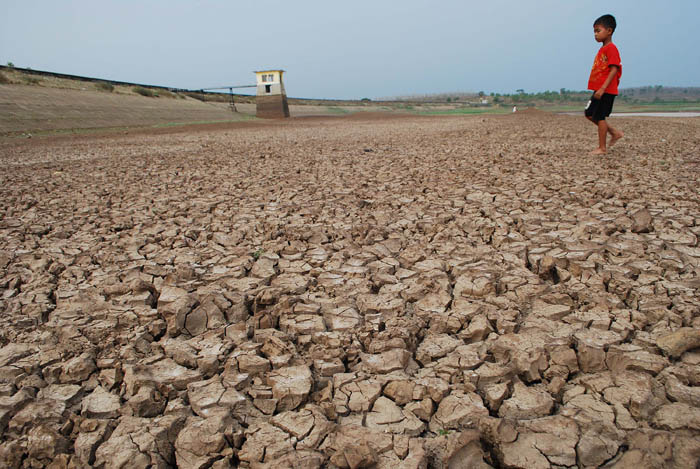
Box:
[1,1,699,99]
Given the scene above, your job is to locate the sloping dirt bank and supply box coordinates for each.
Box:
[0,84,244,134]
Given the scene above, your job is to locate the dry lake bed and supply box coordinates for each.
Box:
[0,111,699,468]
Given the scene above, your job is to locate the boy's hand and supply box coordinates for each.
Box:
[594,66,618,100]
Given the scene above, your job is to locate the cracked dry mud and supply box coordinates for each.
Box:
[0,112,699,468]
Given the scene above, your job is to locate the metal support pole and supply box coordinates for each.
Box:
[196,85,255,114]
[228,87,237,113]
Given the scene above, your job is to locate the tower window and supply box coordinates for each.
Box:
[265,85,271,93]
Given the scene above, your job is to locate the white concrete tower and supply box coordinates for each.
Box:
[254,70,290,118]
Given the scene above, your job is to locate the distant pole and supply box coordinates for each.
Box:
[228,87,237,112]
[196,84,257,114]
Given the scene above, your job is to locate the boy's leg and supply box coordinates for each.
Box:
[587,116,623,151]
[605,94,623,146]
[587,94,623,152]
[591,120,608,154]
[607,121,624,146]
[586,115,607,154]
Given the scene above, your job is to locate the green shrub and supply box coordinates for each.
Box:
[95,81,114,92]
[24,76,41,85]
[133,86,156,97]
[0,72,9,84]
[158,89,174,98]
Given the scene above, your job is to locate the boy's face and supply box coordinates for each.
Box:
[594,24,613,43]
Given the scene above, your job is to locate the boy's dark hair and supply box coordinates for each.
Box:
[594,14,617,32]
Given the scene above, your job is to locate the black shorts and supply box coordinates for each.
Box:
[585,93,616,122]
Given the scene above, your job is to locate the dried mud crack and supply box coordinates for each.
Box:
[0,112,699,468]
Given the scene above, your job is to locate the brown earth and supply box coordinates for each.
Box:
[1,112,699,468]
[0,84,400,135]
[0,84,247,134]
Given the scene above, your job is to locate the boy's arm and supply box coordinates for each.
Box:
[594,65,620,99]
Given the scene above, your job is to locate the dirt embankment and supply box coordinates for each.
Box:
[0,112,699,468]
[0,84,247,134]
[0,68,402,134]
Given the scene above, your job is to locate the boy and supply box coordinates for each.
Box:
[585,14,623,155]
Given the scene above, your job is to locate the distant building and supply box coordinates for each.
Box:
[255,70,290,118]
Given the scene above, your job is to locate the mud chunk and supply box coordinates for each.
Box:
[238,421,294,465]
[416,334,462,365]
[606,344,669,375]
[384,379,416,406]
[123,359,203,396]
[425,429,490,469]
[81,386,121,419]
[175,414,238,468]
[267,365,313,412]
[365,396,425,435]
[656,328,700,358]
[95,415,186,468]
[124,385,167,417]
[631,208,653,233]
[187,376,247,418]
[271,405,333,450]
[429,391,489,433]
[498,416,578,468]
[361,349,411,374]
[26,424,69,463]
[652,402,700,431]
[60,353,96,384]
[498,382,554,420]
[74,419,114,466]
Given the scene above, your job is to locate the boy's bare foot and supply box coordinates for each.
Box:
[609,131,624,147]
[590,148,607,155]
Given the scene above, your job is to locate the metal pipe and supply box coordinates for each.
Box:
[199,85,256,91]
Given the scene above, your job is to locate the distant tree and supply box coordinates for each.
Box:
[6,62,14,68]
[516,88,524,94]
[478,91,485,97]
[446,97,452,102]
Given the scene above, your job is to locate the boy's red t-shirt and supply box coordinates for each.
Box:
[588,42,622,95]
